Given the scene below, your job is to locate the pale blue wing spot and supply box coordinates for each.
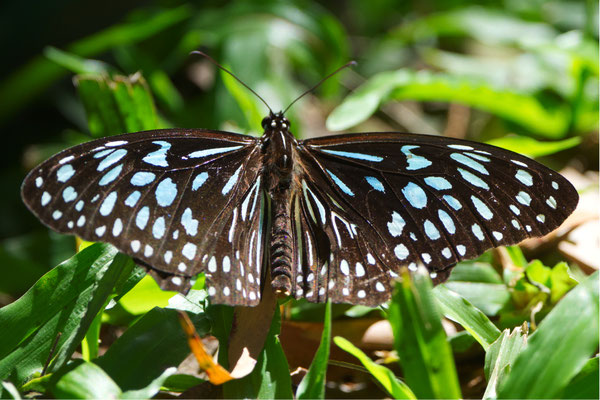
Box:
[188,145,243,158]
[99,192,118,216]
[402,182,427,209]
[35,176,43,188]
[511,159,528,167]
[192,172,209,191]
[443,195,462,210]
[57,164,75,182]
[515,169,533,186]
[394,244,409,260]
[516,191,532,206]
[551,181,559,190]
[41,192,51,206]
[424,176,452,190]
[62,186,77,202]
[136,206,150,229]
[99,163,123,186]
[450,153,489,175]
[125,191,141,207]
[181,208,199,236]
[326,169,354,197]
[442,248,452,258]
[97,149,127,172]
[448,144,473,150]
[387,211,405,237]
[471,195,493,220]
[75,200,84,211]
[112,218,123,236]
[438,209,456,234]
[321,149,383,162]
[93,149,115,159]
[222,166,242,195]
[181,243,197,260]
[155,178,178,207]
[546,196,557,209]
[509,204,521,215]
[464,152,491,162]
[424,220,440,240]
[52,210,62,220]
[511,219,521,229]
[402,145,432,170]
[536,214,546,223]
[131,171,156,186]
[456,244,466,256]
[142,141,171,167]
[152,216,166,239]
[471,224,485,241]
[365,176,385,192]
[493,231,504,240]
[105,140,128,147]
[457,168,489,190]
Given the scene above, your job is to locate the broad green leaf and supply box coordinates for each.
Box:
[327,69,570,137]
[296,300,332,399]
[81,312,102,361]
[0,6,191,124]
[434,285,501,350]
[559,357,599,399]
[393,7,558,48]
[223,306,293,399]
[482,326,528,399]
[388,267,461,399]
[96,307,209,392]
[549,262,579,303]
[334,336,416,399]
[447,261,503,284]
[120,367,176,399]
[497,272,599,398]
[486,136,582,158]
[76,73,159,138]
[118,275,175,315]
[0,244,134,386]
[443,282,511,316]
[161,374,205,393]
[51,361,121,399]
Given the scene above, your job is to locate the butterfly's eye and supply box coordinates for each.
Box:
[261,117,270,129]
[282,118,290,128]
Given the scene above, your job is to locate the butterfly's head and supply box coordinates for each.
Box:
[261,111,290,131]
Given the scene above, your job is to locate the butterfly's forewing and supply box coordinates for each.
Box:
[295,132,578,303]
[21,129,264,297]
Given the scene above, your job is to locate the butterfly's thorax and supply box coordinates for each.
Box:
[261,113,298,296]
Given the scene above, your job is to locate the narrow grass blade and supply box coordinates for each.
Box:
[483,326,528,399]
[434,285,501,350]
[388,267,461,399]
[334,336,416,399]
[297,300,332,399]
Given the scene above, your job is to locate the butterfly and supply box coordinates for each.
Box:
[21,59,579,307]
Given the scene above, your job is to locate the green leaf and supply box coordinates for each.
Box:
[223,306,293,399]
[434,285,501,350]
[161,373,205,393]
[0,244,133,386]
[497,272,599,398]
[221,68,265,133]
[482,326,528,399]
[334,336,416,399]
[51,361,121,399]
[95,307,209,392]
[548,262,579,304]
[443,282,511,317]
[297,300,332,399]
[0,6,191,125]
[486,136,582,158]
[327,69,570,137]
[388,267,461,399]
[120,367,176,399]
[76,73,159,138]
[559,357,599,399]
[44,47,113,75]
[117,275,175,315]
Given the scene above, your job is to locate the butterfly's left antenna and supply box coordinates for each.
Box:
[282,61,357,115]
[190,51,273,114]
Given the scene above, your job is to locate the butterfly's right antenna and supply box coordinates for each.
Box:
[282,61,357,115]
[190,50,273,114]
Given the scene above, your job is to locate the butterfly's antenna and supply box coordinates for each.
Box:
[282,61,357,115]
[191,50,273,114]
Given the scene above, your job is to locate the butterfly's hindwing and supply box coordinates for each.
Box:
[22,129,263,292]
